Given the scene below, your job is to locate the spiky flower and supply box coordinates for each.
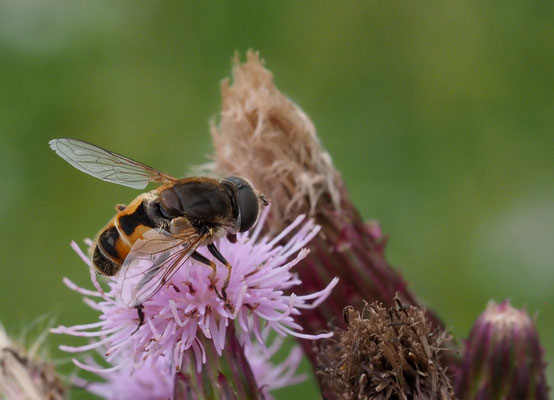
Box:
[316,298,454,400]
[455,300,549,400]
[52,210,337,395]
[0,324,64,400]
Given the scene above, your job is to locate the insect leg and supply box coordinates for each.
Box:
[207,243,232,299]
[191,251,225,300]
[132,304,145,335]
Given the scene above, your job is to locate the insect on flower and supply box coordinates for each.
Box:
[49,138,268,307]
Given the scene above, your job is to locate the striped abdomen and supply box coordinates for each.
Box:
[92,193,158,276]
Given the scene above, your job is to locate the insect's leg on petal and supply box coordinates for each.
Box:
[191,250,224,300]
[207,243,232,299]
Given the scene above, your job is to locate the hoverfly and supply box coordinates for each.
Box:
[49,138,268,307]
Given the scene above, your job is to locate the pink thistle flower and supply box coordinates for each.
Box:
[52,210,338,379]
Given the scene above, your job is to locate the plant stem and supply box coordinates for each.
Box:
[174,324,262,400]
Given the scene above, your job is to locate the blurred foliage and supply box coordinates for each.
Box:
[0,1,552,398]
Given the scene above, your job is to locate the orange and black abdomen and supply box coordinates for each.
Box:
[92,194,158,276]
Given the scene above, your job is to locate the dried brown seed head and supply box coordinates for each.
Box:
[317,298,454,400]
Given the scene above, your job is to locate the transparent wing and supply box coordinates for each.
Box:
[49,138,177,189]
[116,228,206,307]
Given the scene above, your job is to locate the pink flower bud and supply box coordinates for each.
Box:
[455,301,549,400]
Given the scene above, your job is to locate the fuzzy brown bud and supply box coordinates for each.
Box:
[211,51,343,233]
[317,298,454,400]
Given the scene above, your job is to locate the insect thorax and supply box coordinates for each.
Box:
[160,181,235,227]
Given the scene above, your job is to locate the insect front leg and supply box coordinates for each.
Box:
[191,251,225,300]
[207,243,232,299]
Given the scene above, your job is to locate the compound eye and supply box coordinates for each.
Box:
[237,184,260,232]
[223,176,261,232]
[159,189,181,219]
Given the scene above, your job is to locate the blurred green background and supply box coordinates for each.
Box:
[1,1,552,398]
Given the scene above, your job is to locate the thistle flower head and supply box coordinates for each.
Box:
[52,210,338,377]
[317,299,454,400]
[456,300,549,400]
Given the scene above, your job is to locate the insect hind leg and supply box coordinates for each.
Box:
[191,251,225,300]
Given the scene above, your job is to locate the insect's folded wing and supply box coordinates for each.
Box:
[115,229,202,307]
[49,138,177,189]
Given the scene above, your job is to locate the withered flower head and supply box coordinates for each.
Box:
[209,50,451,377]
[0,324,64,400]
[455,300,549,400]
[211,50,342,232]
[317,298,454,400]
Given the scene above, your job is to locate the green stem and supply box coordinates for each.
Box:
[174,324,262,400]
